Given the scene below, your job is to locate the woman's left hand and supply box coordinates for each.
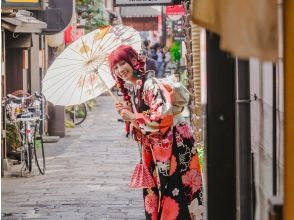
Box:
[120,109,135,121]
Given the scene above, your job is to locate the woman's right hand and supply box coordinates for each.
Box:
[115,101,131,113]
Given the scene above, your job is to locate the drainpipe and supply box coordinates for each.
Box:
[272,63,277,196]
[235,58,253,220]
[161,6,166,46]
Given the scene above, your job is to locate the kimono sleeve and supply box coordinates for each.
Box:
[134,78,173,135]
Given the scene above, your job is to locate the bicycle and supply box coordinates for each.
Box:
[4,91,46,175]
[33,92,46,174]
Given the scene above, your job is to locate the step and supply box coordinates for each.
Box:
[42,136,60,143]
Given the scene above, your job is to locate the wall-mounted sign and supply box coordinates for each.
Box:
[172,19,185,41]
[1,0,46,10]
[114,0,173,6]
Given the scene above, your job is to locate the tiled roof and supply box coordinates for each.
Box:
[120,6,161,18]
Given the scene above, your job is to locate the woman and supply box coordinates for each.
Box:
[108,45,204,220]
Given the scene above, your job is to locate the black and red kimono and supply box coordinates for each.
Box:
[132,78,204,220]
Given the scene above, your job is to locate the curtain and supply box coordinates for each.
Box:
[191,0,278,61]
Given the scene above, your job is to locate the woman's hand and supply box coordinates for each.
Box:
[115,101,131,113]
[120,109,135,121]
[115,101,135,121]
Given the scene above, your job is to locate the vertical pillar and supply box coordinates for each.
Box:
[30,34,41,93]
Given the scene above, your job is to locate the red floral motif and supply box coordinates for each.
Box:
[175,134,183,145]
[161,196,180,220]
[151,212,158,220]
[161,138,172,149]
[153,140,172,162]
[144,89,155,106]
[189,155,201,172]
[145,190,158,215]
[169,155,177,176]
[150,104,163,121]
[182,169,202,193]
[177,124,193,139]
[142,137,152,149]
[152,169,158,185]
[166,130,173,141]
[143,149,151,168]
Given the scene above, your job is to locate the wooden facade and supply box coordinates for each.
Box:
[122,17,158,31]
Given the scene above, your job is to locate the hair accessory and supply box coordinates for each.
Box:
[133,70,141,78]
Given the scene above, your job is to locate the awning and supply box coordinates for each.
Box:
[120,6,161,18]
[191,0,278,61]
[1,16,47,33]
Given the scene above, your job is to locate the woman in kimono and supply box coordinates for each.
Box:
[108,45,204,220]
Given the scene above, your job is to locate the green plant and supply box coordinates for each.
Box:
[76,0,108,32]
[34,139,42,150]
[170,41,181,62]
[197,146,204,172]
[6,123,21,151]
[86,99,96,111]
[65,119,75,128]
[76,110,85,118]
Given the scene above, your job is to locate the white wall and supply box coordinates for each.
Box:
[250,59,284,220]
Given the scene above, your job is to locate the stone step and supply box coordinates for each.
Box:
[42,135,60,143]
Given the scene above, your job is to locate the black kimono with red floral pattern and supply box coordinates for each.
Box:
[131,78,204,220]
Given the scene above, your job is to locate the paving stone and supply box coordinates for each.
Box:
[2,96,145,220]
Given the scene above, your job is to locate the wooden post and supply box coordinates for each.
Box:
[284,1,294,219]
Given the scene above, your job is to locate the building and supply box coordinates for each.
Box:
[1,0,75,174]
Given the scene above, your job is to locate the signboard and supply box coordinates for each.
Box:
[2,0,46,10]
[166,5,185,15]
[172,19,185,41]
[114,0,173,6]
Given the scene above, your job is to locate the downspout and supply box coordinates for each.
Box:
[235,58,253,220]
[161,6,166,47]
[272,63,277,196]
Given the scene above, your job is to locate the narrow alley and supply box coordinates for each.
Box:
[2,95,145,220]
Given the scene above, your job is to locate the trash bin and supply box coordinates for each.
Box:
[47,102,65,137]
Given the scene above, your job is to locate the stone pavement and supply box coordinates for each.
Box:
[1,95,145,220]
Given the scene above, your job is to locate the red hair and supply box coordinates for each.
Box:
[109,45,137,70]
[108,45,145,79]
[108,45,146,138]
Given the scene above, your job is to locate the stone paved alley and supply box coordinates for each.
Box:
[2,95,145,220]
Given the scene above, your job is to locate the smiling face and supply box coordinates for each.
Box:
[113,59,137,83]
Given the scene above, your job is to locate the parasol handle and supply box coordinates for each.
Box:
[95,70,119,103]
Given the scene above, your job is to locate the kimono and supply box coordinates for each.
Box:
[132,78,204,220]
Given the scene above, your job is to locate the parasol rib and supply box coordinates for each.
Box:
[91,27,112,57]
